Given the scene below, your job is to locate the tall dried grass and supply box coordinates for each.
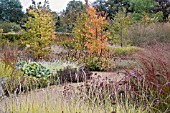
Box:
[127,22,170,46]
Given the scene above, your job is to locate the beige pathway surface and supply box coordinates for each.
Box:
[0,71,125,110]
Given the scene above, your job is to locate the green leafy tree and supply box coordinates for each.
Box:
[129,0,158,13]
[73,12,88,51]
[93,0,167,20]
[0,0,24,23]
[93,0,131,19]
[129,0,159,20]
[62,0,86,32]
[109,10,133,47]
[22,1,56,59]
[51,12,66,32]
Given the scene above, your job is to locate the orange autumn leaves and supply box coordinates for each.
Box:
[74,6,108,55]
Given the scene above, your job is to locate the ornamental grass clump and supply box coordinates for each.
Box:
[123,43,170,112]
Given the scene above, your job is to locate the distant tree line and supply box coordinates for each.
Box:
[57,0,170,32]
[1,0,170,33]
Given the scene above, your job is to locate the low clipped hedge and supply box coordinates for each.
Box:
[0,21,21,33]
[0,33,22,42]
[107,46,142,57]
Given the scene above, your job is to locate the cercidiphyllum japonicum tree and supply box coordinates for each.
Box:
[108,10,133,47]
[73,11,88,52]
[74,6,108,56]
[22,1,56,60]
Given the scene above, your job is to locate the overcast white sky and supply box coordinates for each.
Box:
[20,0,96,12]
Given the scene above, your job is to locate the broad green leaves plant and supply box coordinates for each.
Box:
[16,61,51,78]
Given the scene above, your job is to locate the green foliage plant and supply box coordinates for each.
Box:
[151,11,164,22]
[62,0,86,32]
[0,0,24,23]
[16,61,51,78]
[0,21,21,33]
[0,28,3,33]
[0,61,24,95]
[0,33,22,42]
[107,46,142,57]
[0,51,24,95]
[85,57,110,71]
[22,2,56,59]
[85,57,102,71]
[129,0,158,13]
[0,61,13,80]
[73,12,88,51]
[129,0,159,21]
[109,9,133,47]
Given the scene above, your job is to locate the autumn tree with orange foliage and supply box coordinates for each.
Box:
[73,6,108,56]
